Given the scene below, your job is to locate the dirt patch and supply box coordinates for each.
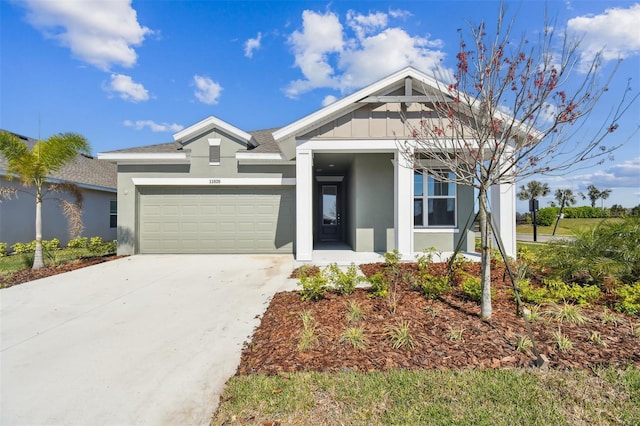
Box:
[238,262,639,375]
[0,254,125,288]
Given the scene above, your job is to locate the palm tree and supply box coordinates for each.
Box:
[0,131,90,269]
[517,181,551,203]
[585,184,602,208]
[599,189,611,209]
[552,189,577,235]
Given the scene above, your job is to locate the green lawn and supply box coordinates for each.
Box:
[516,218,623,236]
[212,367,640,425]
[0,248,99,274]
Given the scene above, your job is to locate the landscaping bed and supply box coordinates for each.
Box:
[237,261,639,375]
[0,254,124,288]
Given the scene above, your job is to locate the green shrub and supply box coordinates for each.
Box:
[420,274,451,300]
[538,217,640,285]
[383,249,402,266]
[0,242,7,257]
[298,270,329,302]
[460,274,494,302]
[10,239,60,254]
[87,236,116,255]
[614,283,640,316]
[43,238,60,252]
[536,207,557,226]
[11,241,35,254]
[516,279,550,304]
[516,278,601,306]
[368,272,390,298]
[327,263,362,295]
[67,237,88,249]
[563,206,609,219]
[415,248,437,272]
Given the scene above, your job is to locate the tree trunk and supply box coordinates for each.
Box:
[478,187,492,320]
[32,192,44,270]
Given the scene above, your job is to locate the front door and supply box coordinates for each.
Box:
[318,183,342,242]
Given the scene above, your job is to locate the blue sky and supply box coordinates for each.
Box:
[1,0,639,211]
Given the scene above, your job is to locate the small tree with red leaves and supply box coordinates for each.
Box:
[399,7,637,320]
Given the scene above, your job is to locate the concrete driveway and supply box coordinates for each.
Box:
[1,254,296,425]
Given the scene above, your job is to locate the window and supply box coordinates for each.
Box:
[208,138,221,165]
[110,200,117,228]
[414,170,456,227]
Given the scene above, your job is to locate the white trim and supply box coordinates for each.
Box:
[97,152,190,164]
[131,177,296,186]
[395,145,414,258]
[298,139,399,152]
[208,138,221,146]
[414,228,460,234]
[173,115,252,143]
[295,150,313,261]
[235,152,295,165]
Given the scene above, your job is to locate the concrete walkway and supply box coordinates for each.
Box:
[1,254,297,426]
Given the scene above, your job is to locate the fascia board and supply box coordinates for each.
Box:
[97,152,190,164]
[173,115,252,143]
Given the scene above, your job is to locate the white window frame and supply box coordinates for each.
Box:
[208,138,221,165]
[414,169,457,228]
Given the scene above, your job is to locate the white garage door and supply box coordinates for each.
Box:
[138,186,294,254]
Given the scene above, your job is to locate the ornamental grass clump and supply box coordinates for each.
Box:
[386,321,415,350]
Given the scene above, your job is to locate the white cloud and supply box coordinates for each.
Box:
[286,10,344,97]
[567,4,640,70]
[566,157,640,189]
[244,32,262,58]
[193,75,223,105]
[105,74,149,102]
[322,95,338,106]
[21,0,152,71]
[388,9,412,19]
[123,120,184,132]
[346,10,388,40]
[285,9,446,98]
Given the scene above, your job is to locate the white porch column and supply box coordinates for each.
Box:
[491,181,516,259]
[395,147,413,258]
[296,149,313,261]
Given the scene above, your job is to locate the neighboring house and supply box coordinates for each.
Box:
[0,131,117,247]
[99,67,516,261]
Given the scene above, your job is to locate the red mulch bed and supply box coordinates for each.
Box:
[238,262,639,375]
[1,254,125,288]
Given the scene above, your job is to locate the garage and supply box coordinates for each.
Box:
[137,186,294,254]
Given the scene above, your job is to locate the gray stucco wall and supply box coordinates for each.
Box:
[115,129,295,255]
[0,178,117,248]
[349,153,395,252]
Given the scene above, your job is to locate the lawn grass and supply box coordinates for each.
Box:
[516,217,623,236]
[212,367,640,425]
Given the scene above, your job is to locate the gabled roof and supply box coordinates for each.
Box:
[273,66,440,142]
[0,131,116,191]
[173,115,253,145]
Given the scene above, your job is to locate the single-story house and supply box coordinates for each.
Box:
[99,67,516,261]
[0,131,117,247]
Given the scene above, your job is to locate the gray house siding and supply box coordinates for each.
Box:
[0,178,117,247]
[347,154,395,252]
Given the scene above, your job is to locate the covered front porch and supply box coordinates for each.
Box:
[295,140,413,262]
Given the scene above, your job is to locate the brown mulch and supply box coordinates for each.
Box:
[238,262,639,375]
[0,254,125,288]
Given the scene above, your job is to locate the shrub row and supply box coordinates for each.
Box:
[1,237,116,256]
